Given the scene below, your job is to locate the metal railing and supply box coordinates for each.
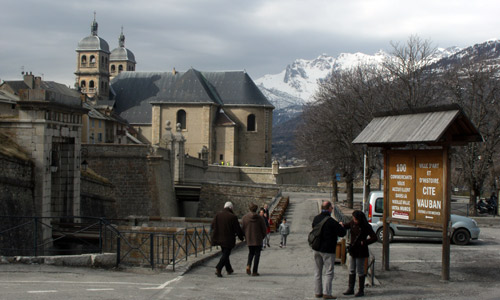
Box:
[114,225,213,271]
[0,216,213,271]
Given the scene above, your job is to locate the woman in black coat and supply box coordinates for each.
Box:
[340,210,376,297]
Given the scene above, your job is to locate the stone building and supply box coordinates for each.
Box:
[110,69,274,167]
[0,73,87,242]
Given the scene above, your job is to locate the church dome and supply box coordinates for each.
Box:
[76,14,110,53]
[110,29,136,63]
[110,47,136,63]
[77,36,110,53]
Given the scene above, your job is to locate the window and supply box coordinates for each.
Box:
[98,120,102,128]
[81,55,87,65]
[90,55,96,65]
[247,114,256,131]
[177,110,186,130]
[80,80,86,88]
[98,133,102,142]
[118,65,123,72]
[91,119,95,128]
[220,154,224,161]
[111,65,116,73]
[375,198,384,214]
[89,80,95,88]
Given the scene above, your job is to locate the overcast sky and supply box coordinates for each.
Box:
[2,0,500,87]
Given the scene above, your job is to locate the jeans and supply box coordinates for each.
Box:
[314,251,335,295]
[247,245,262,273]
[216,247,233,272]
[348,255,366,276]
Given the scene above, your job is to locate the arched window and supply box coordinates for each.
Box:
[81,55,87,65]
[118,65,123,72]
[177,110,186,130]
[111,65,116,73]
[89,80,95,88]
[90,55,96,64]
[247,114,256,132]
[80,80,86,87]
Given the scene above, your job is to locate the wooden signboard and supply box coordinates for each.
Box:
[388,149,444,227]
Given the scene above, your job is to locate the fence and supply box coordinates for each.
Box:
[0,216,213,271]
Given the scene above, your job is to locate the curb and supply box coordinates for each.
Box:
[179,241,247,276]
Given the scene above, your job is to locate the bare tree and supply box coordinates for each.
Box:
[442,59,500,215]
[381,35,444,110]
[295,65,381,208]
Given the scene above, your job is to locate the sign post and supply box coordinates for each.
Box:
[353,105,483,281]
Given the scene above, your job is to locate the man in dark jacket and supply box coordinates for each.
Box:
[242,203,267,276]
[211,201,244,277]
[311,201,346,299]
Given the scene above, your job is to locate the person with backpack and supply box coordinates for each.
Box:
[340,210,377,297]
[311,201,346,299]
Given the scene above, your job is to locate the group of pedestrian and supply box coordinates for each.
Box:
[211,201,289,277]
[312,201,376,299]
[211,199,373,299]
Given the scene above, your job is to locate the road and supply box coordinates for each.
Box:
[1,191,499,299]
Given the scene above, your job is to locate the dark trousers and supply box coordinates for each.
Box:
[247,245,262,273]
[216,247,233,272]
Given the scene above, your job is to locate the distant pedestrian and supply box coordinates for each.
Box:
[242,203,267,276]
[278,218,290,248]
[211,201,244,277]
[311,201,346,299]
[260,209,271,249]
[340,210,377,297]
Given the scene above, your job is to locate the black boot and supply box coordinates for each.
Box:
[355,276,365,297]
[343,274,356,295]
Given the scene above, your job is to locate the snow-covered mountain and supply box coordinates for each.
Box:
[262,45,471,161]
[256,47,462,120]
[256,52,387,104]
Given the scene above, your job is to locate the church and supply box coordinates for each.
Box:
[75,16,274,167]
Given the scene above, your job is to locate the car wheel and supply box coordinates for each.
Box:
[452,228,471,245]
[376,227,394,243]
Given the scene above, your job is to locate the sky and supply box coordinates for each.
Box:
[2,0,500,87]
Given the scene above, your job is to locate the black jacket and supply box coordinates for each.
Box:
[343,220,376,258]
[312,211,346,253]
[211,208,244,248]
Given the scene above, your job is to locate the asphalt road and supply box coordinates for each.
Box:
[1,191,499,300]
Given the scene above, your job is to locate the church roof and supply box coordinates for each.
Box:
[110,69,273,124]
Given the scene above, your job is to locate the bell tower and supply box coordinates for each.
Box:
[75,12,111,99]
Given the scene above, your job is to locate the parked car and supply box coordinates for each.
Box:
[368,191,480,245]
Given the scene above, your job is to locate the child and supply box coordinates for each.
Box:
[278,218,290,248]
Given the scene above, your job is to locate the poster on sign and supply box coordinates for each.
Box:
[415,150,444,225]
[388,152,415,221]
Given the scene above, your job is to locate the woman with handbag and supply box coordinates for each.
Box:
[340,210,377,297]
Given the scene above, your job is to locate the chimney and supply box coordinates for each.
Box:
[23,72,35,89]
[34,76,42,89]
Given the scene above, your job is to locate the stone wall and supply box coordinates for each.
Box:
[83,144,178,219]
[0,152,35,255]
[0,153,35,216]
[197,182,280,218]
[80,175,116,219]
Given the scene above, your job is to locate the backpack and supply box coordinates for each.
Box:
[308,216,330,251]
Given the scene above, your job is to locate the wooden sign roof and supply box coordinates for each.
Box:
[352,104,483,146]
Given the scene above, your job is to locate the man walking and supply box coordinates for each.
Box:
[211,201,244,277]
[312,201,346,299]
[242,203,267,276]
